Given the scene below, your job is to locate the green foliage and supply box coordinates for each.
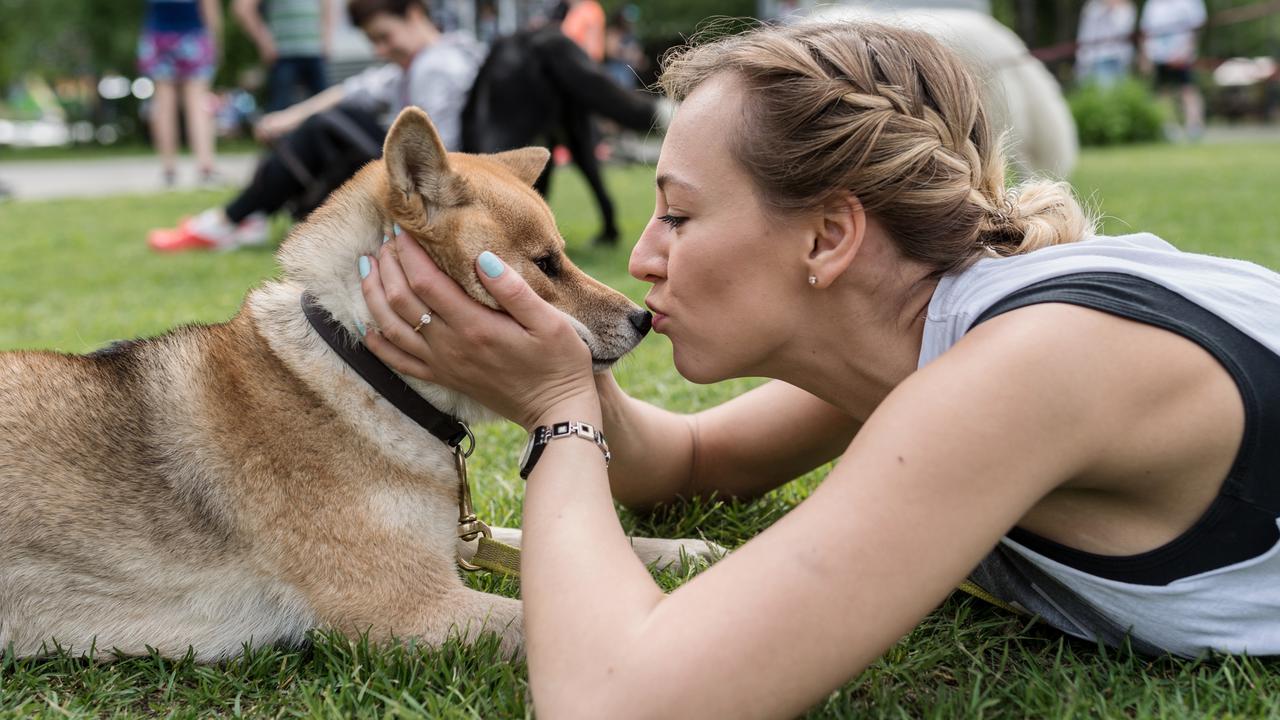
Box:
[1068,78,1167,146]
[1,143,1279,716]
[600,0,757,44]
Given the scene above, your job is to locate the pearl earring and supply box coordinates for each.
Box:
[808,275,817,286]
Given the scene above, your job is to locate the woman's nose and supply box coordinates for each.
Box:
[629,223,666,283]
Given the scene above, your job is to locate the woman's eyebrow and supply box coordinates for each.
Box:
[656,173,699,195]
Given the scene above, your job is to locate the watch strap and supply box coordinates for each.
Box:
[519,421,611,480]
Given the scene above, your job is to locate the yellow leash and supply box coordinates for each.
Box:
[453,444,523,577]
[955,579,1022,614]
[454,443,1026,601]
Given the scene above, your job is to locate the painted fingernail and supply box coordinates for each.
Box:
[382,234,390,244]
[358,255,371,279]
[478,250,504,278]
[393,223,402,236]
[355,319,367,336]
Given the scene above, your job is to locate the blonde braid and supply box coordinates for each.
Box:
[660,20,1095,273]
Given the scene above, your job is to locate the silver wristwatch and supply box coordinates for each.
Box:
[518,421,611,480]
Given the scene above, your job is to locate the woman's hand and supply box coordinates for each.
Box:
[359,230,599,431]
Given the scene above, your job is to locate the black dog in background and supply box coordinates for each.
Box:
[284,27,661,246]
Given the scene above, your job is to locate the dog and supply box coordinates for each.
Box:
[802,3,1079,178]
[0,107,718,662]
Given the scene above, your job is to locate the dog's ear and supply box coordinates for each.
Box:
[383,107,468,207]
[490,147,551,186]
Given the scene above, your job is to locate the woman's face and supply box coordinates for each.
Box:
[629,74,813,384]
[361,8,431,69]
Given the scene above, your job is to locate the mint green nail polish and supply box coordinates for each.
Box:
[478,251,504,278]
[393,223,402,236]
[358,256,371,279]
[355,319,367,336]
[382,234,389,244]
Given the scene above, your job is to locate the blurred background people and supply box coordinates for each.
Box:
[148,0,482,252]
[137,0,222,187]
[1075,0,1136,87]
[233,0,332,112]
[560,0,605,63]
[603,4,645,90]
[1140,0,1208,140]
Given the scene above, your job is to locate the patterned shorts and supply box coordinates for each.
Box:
[138,30,215,82]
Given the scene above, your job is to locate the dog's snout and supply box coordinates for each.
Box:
[628,310,653,336]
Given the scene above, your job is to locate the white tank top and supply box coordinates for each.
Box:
[921,233,1280,657]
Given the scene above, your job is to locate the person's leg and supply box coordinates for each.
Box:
[181,77,217,178]
[266,59,296,112]
[150,80,180,185]
[1182,82,1205,140]
[299,56,329,100]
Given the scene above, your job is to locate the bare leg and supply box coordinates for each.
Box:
[182,78,217,175]
[150,80,179,180]
[1182,84,1205,140]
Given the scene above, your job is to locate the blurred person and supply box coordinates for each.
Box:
[138,0,222,187]
[149,0,480,252]
[233,0,332,112]
[560,0,605,63]
[604,5,645,90]
[1076,0,1137,87]
[147,0,662,252]
[1139,0,1207,140]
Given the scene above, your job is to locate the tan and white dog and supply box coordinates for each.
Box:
[0,108,717,662]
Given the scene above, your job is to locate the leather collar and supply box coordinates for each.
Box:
[300,292,471,451]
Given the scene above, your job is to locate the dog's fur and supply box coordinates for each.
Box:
[0,108,713,662]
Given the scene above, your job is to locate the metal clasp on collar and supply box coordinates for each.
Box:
[453,424,491,571]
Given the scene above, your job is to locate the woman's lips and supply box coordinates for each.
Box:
[651,312,669,332]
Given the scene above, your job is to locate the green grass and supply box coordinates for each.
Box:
[2,143,1279,718]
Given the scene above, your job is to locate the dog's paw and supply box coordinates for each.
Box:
[631,536,727,573]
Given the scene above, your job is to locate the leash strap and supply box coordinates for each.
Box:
[472,537,523,576]
[956,579,1023,614]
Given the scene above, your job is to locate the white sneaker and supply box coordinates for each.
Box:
[231,212,269,248]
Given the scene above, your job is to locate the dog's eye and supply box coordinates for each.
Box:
[533,254,560,278]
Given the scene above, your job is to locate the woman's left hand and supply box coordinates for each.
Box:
[359,231,598,431]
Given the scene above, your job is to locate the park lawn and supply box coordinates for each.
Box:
[1,140,1279,718]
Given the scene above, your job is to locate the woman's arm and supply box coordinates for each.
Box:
[357,238,1111,719]
[199,0,222,54]
[597,373,860,509]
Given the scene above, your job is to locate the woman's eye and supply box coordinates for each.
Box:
[658,214,687,229]
[534,255,559,277]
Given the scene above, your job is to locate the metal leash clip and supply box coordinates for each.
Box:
[453,425,492,571]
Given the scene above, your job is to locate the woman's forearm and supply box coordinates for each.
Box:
[522,393,667,718]
[594,371,697,509]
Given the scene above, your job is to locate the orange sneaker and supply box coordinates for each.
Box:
[146,210,235,253]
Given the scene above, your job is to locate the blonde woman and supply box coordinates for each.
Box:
[358,21,1280,719]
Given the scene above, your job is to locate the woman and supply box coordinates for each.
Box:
[358,21,1280,719]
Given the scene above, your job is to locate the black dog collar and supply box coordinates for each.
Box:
[300,292,471,451]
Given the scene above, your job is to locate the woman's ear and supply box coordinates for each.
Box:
[806,193,865,288]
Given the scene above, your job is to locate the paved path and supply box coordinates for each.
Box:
[0,153,259,201]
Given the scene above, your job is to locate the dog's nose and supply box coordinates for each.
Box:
[629,310,652,336]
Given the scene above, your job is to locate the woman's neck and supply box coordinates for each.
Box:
[767,251,939,422]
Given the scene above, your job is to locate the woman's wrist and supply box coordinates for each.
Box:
[530,392,603,433]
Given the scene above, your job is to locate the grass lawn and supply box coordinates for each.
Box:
[2,141,1279,718]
